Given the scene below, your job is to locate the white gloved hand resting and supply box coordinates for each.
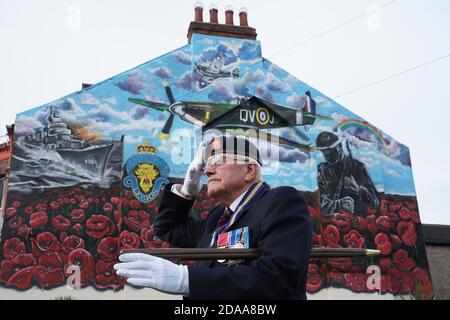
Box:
[114,253,189,296]
[180,138,212,197]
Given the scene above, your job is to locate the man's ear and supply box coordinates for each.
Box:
[244,164,258,182]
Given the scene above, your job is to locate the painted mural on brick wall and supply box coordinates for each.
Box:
[0,33,433,299]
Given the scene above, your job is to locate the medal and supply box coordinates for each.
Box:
[216,227,250,265]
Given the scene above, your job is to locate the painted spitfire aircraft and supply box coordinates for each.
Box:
[128,84,332,152]
[194,53,239,89]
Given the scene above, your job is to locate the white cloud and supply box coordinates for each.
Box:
[357,152,381,168]
[124,135,145,144]
[196,38,215,46]
[80,93,101,105]
[14,115,43,135]
[62,98,88,122]
[384,167,402,178]
[284,73,301,84]
[263,73,292,93]
[102,97,117,105]
[241,68,265,84]
[174,51,192,65]
[88,104,130,121]
[286,92,306,108]
[331,112,350,124]
[315,95,335,109]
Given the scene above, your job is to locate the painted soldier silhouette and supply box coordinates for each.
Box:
[316,131,379,217]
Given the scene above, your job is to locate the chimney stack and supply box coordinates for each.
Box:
[187,4,257,43]
[194,2,204,22]
[225,5,234,25]
[239,7,248,27]
[209,3,218,23]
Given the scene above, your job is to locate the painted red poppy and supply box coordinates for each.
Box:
[8,216,24,230]
[366,215,378,233]
[34,252,65,288]
[111,197,121,206]
[12,201,21,209]
[396,221,417,247]
[374,232,392,255]
[399,207,412,220]
[103,202,113,213]
[124,210,150,232]
[70,209,85,223]
[343,230,365,248]
[79,200,90,210]
[86,215,115,239]
[332,212,352,232]
[97,237,119,262]
[344,273,368,292]
[61,235,85,255]
[94,260,125,290]
[2,238,26,260]
[306,273,323,293]
[393,249,416,272]
[30,211,49,229]
[329,258,352,272]
[312,233,323,247]
[0,254,36,289]
[18,225,32,238]
[129,199,142,210]
[119,231,140,249]
[64,248,95,287]
[375,216,391,231]
[50,201,61,211]
[322,224,340,247]
[411,267,433,300]
[51,215,70,232]
[5,207,17,219]
[31,232,59,258]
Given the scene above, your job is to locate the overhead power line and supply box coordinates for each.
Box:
[268,0,400,59]
[333,53,450,99]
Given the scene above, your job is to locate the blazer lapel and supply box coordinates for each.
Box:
[225,182,270,230]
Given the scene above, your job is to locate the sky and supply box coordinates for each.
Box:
[0,0,449,224]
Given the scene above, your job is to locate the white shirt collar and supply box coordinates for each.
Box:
[228,187,250,212]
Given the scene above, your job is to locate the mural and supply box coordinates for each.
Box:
[0,33,433,299]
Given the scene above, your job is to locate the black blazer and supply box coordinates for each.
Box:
[154,182,313,300]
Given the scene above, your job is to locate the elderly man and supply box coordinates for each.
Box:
[114,135,312,300]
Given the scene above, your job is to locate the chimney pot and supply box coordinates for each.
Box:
[239,7,248,27]
[194,2,204,22]
[225,5,234,25]
[209,3,218,23]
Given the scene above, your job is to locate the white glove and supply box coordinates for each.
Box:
[114,253,189,296]
[180,138,211,197]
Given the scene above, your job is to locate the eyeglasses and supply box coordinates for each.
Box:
[203,154,257,172]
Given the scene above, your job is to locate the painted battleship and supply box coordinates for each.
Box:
[22,107,123,180]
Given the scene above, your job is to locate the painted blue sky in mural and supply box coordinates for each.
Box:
[13,33,416,195]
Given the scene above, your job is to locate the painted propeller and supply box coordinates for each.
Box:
[159,84,176,139]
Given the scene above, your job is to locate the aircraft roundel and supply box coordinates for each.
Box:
[256,108,270,125]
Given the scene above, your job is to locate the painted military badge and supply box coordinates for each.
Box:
[123,141,170,203]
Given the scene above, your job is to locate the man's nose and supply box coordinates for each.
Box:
[204,165,215,177]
